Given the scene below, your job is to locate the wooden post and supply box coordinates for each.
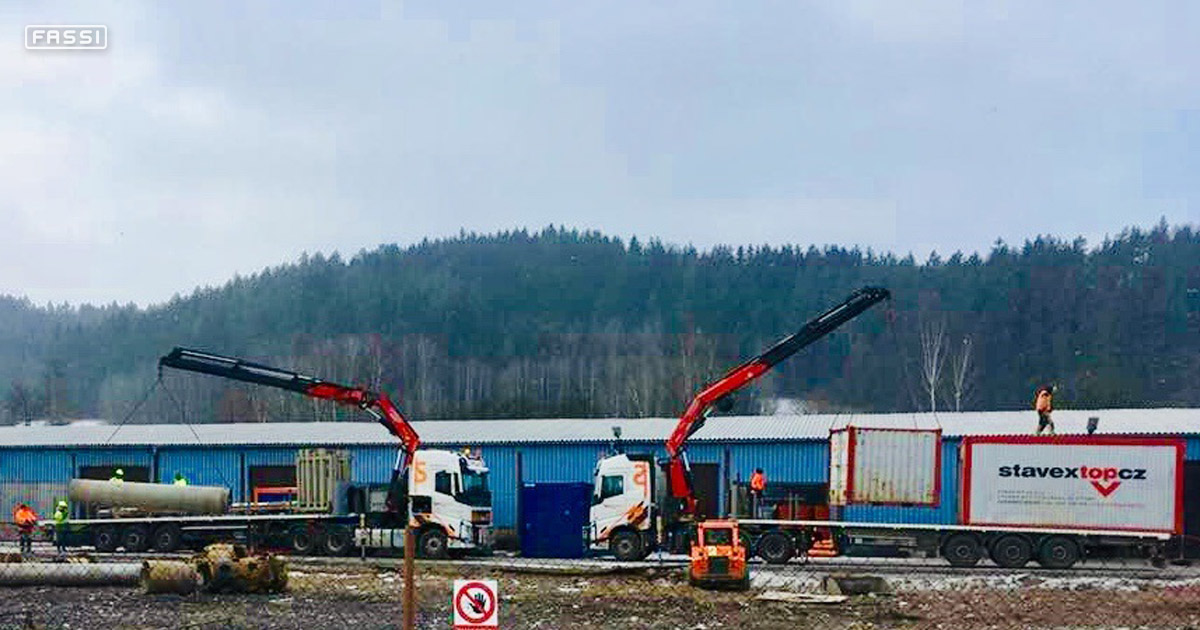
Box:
[403,525,416,630]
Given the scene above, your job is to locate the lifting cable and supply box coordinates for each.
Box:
[103,367,234,491]
[157,371,235,491]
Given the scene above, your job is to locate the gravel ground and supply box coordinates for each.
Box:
[2,562,1200,629]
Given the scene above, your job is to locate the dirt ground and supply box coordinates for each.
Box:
[2,564,1200,629]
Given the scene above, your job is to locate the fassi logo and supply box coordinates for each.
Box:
[997,465,1147,497]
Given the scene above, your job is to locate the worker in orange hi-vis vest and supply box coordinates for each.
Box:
[1034,385,1055,435]
[749,468,767,517]
[12,503,39,556]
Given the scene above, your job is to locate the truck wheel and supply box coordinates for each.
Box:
[756,532,795,565]
[419,529,449,559]
[942,534,982,567]
[1037,536,1080,569]
[323,526,354,556]
[152,525,182,552]
[94,526,119,553]
[289,526,318,555]
[610,530,643,562]
[122,525,152,552]
[990,535,1032,568]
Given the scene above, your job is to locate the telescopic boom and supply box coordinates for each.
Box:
[665,287,891,515]
[159,348,421,469]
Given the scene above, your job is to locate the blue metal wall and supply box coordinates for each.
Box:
[347,445,397,483]
[727,442,829,485]
[480,447,518,530]
[1185,437,1200,461]
[0,449,72,482]
[0,449,74,520]
[157,448,244,501]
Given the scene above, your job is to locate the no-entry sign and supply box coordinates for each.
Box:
[452,579,499,629]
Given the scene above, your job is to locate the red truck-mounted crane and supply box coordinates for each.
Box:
[665,286,892,516]
[160,348,420,489]
[158,348,493,558]
[588,287,892,563]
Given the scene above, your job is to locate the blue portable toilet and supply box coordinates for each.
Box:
[519,482,592,558]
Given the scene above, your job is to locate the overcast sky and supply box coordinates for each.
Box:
[3,1,1197,307]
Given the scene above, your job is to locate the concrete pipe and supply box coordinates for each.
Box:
[0,563,141,587]
[141,560,200,595]
[69,479,230,515]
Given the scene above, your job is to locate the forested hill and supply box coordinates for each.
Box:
[3,223,1199,425]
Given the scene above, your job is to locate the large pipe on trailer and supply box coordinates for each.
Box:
[69,479,230,515]
[0,563,141,587]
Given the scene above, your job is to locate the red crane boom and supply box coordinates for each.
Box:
[159,348,420,471]
[665,287,891,515]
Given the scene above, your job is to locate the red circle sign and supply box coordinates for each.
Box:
[455,581,497,624]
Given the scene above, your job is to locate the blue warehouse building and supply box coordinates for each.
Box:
[2,408,1200,540]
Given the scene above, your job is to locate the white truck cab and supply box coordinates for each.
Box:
[357,448,493,558]
[588,453,657,561]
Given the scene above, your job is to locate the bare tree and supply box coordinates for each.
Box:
[4,381,40,426]
[919,319,948,412]
[950,336,974,412]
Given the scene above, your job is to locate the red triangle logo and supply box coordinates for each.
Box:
[1091,481,1121,497]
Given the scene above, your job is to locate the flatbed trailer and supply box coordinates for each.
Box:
[39,512,389,557]
[732,518,1172,569]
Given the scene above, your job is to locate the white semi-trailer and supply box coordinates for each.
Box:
[729,435,1185,569]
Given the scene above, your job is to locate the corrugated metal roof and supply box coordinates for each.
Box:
[0,408,1197,448]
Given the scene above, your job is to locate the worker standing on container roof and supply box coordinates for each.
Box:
[1035,385,1055,435]
[750,468,767,517]
[109,468,125,483]
[173,472,188,486]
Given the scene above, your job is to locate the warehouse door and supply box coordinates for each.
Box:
[1183,462,1200,558]
[659,462,719,519]
[249,465,297,502]
[79,465,150,482]
[691,463,720,520]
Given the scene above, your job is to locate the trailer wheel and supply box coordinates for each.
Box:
[152,525,182,552]
[289,526,318,556]
[418,529,449,559]
[610,530,644,562]
[122,525,152,552]
[990,535,1033,568]
[942,534,982,567]
[756,532,796,565]
[1037,536,1080,569]
[324,526,354,556]
[94,526,119,553]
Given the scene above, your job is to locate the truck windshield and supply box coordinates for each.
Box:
[457,469,491,507]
